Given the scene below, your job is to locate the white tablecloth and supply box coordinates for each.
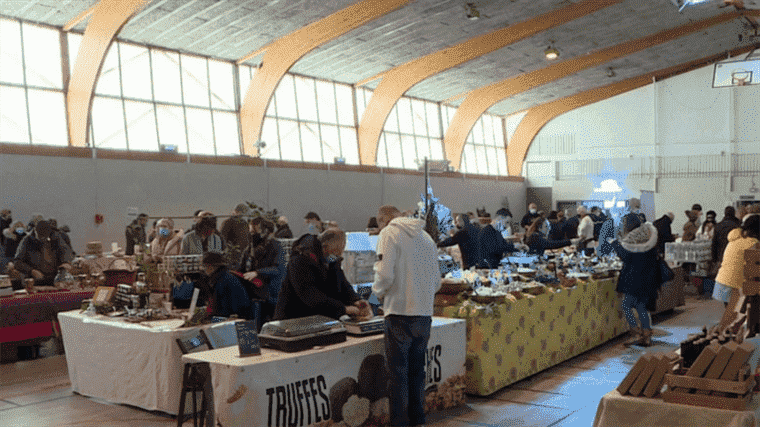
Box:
[183,317,467,427]
[593,389,760,427]
[58,310,238,415]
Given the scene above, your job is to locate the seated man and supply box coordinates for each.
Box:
[273,229,369,321]
[200,252,253,319]
[9,220,73,287]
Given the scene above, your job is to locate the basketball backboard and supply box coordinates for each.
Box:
[713,58,760,88]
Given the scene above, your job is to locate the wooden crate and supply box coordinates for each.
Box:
[617,352,681,398]
[663,374,754,411]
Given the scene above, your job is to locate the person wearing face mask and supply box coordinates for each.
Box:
[520,203,541,230]
[273,229,367,321]
[238,217,283,325]
[303,211,324,236]
[149,218,184,262]
[494,208,513,239]
[9,220,73,287]
[180,216,223,255]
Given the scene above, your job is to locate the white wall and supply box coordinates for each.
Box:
[523,61,760,232]
[0,154,525,254]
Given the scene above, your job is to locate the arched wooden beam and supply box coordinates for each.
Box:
[356,0,621,165]
[444,10,747,168]
[507,43,759,176]
[239,0,411,157]
[67,0,148,147]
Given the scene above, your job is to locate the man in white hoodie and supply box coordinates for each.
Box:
[373,205,440,427]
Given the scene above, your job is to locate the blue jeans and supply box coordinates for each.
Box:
[384,315,431,427]
[622,293,651,329]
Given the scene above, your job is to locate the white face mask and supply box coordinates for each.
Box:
[529,209,537,215]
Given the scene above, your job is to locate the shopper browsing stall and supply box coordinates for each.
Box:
[475,215,524,269]
[524,217,576,255]
[125,213,148,256]
[712,206,741,265]
[608,216,659,347]
[150,218,183,262]
[713,215,760,323]
[520,203,541,229]
[239,217,283,324]
[200,252,253,319]
[9,220,73,287]
[273,231,366,321]
[180,215,223,255]
[274,216,293,238]
[372,205,440,427]
[652,212,676,256]
[438,214,479,270]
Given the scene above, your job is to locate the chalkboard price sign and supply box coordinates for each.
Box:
[235,320,261,357]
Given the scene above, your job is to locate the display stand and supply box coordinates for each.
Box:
[58,310,239,415]
[440,277,630,395]
[182,317,466,427]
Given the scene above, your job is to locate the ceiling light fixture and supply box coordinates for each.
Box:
[544,46,560,60]
[465,3,480,20]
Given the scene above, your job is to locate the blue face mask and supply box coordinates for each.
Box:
[16,228,25,235]
[325,254,340,264]
[306,223,319,235]
[159,228,171,237]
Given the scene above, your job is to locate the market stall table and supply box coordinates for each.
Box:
[182,317,466,427]
[0,289,94,362]
[593,389,760,427]
[440,277,630,395]
[57,310,238,415]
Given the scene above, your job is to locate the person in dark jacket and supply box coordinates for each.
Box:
[596,216,616,257]
[562,210,579,240]
[0,209,12,247]
[520,203,541,229]
[548,210,566,241]
[239,217,283,324]
[273,231,365,321]
[475,217,521,268]
[712,206,742,264]
[3,221,26,258]
[609,216,659,347]
[201,252,253,320]
[438,214,478,269]
[125,213,148,256]
[9,220,73,287]
[221,203,251,266]
[652,212,676,256]
[682,210,699,242]
[274,216,294,239]
[524,218,574,255]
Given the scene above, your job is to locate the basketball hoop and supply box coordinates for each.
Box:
[731,69,752,86]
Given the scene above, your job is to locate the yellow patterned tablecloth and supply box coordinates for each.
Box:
[441,277,628,396]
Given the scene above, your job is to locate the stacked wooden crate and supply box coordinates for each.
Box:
[617,352,681,398]
[662,337,755,410]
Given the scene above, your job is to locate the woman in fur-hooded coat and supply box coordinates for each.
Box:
[610,218,659,347]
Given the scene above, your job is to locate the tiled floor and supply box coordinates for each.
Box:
[0,295,725,427]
